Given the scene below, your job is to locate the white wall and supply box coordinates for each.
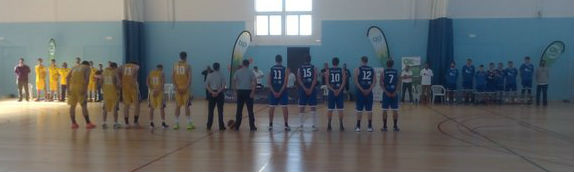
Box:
[0,0,124,22]
[448,0,574,18]
[143,0,433,22]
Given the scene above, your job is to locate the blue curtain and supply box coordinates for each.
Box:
[426,17,453,86]
[123,20,147,98]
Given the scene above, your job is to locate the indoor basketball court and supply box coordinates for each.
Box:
[0,0,573,171]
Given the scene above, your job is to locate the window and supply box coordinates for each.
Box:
[255,0,312,36]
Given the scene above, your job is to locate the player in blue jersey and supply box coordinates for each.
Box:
[445,61,458,104]
[267,55,291,131]
[495,63,505,103]
[462,59,475,103]
[297,55,318,131]
[519,56,534,101]
[325,57,347,131]
[353,56,376,132]
[487,63,497,92]
[381,59,400,132]
[475,65,488,103]
[505,61,518,103]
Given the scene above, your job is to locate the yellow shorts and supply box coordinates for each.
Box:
[68,89,87,106]
[103,90,119,112]
[88,81,96,91]
[122,87,139,105]
[148,90,165,109]
[36,80,46,90]
[175,90,191,107]
[49,80,58,91]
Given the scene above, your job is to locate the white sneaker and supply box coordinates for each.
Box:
[367,127,374,132]
[354,127,361,132]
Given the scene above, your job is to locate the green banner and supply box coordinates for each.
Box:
[540,41,565,67]
[367,26,391,66]
[48,38,56,60]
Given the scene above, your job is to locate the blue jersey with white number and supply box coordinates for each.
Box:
[270,65,286,91]
[357,65,374,90]
[462,65,475,83]
[505,68,518,85]
[298,64,315,88]
[446,67,458,84]
[328,67,343,90]
[520,64,534,81]
[383,68,399,93]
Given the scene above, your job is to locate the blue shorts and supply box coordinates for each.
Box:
[463,80,473,89]
[269,91,288,106]
[381,93,399,110]
[327,91,344,111]
[476,85,487,92]
[522,80,532,88]
[298,88,317,106]
[446,83,457,90]
[355,90,373,112]
[505,83,517,91]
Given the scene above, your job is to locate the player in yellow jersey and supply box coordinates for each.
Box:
[101,62,121,129]
[172,52,195,130]
[58,62,71,102]
[87,61,98,102]
[66,61,96,129]
[48,59,59,101]
[35,58,47,102]
[119,61,141,128]
[148,64,169,129]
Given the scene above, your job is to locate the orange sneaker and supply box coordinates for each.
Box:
[71,123,79,129]
[86,123,96,129]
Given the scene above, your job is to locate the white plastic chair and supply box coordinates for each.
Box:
[164,83,174,101]
[28,83,35,99]
[431,85,446,104]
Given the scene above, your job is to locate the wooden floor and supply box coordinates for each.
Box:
[0,99,572,172]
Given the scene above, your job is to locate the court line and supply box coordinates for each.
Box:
[477,107,574,144]
[427,106,551,172]
[129,104,268,172]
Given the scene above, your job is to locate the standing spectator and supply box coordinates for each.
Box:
[253,66,264,89]
[504,61,518,103]
[48,59,59,101]
[520,56,534,99]
[287,70,296,88]
[35,58,47,101]
[536,60,549,106]
[400,65,413,103]
[95,64,104,102]
[232,59,257,131]
[343,64,351,100]
[420,63,433,104]
[487,63,497,92]
[462,59,475,103]
[201,66,213,99]
[14,58,31,102]
[58,62,71,102]
[445,61,458,104]
[206,63,226,130]
[495,63,505,103]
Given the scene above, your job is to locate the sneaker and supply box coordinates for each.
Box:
[354,127,361,132]
[311,125,318,131]
[102,123,108,129]
[250,127,258,131]
[71,123,79,129]
[381,127,388,132]
[268,126,273,131]
[161,123,169,129]
[187,122,195,130]
[17,99,22,102]
[367,127,374,132]
[299,125,304,129]
[394,127,400,132]
[113,123,122,129]
[284,126,291,131]
[173,123,180,130]
[86,123,96,129]
[149,122,155,129]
